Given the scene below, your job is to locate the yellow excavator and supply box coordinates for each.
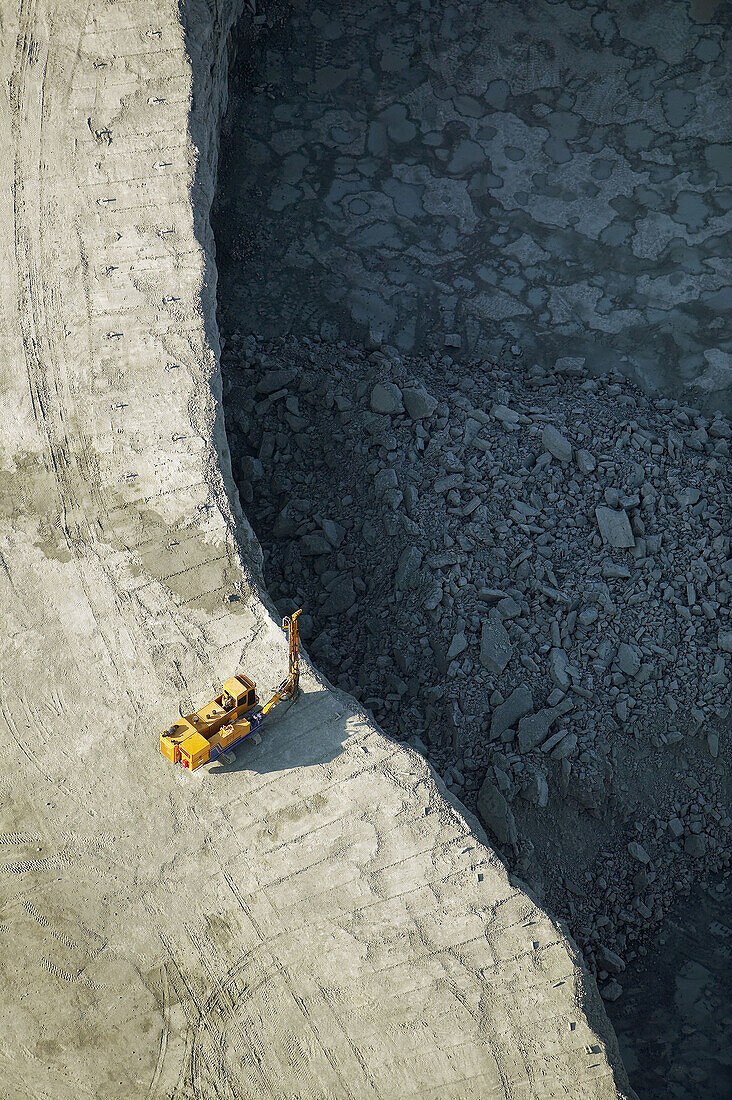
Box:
[160,610,302,771]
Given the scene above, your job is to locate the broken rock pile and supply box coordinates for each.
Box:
[222,330,730,1003]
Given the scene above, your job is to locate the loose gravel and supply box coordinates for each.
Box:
[222,330,731,1003]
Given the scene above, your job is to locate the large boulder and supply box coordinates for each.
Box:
[480,615,513,674]
[490,684,533,740]
[517,709,553,752]
[370,382,404,415]
[402,385,437,420]
[256,367,297,394]
[595,506,635,548]
[320,575,357,616]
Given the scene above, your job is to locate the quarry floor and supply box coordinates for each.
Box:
[1,0,728,1096]
[1,1,637,1098]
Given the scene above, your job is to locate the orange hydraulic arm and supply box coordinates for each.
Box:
[260,609,301,716]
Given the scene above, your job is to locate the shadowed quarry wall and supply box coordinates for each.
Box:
[215,0,732,412]
[0,2,633,1097]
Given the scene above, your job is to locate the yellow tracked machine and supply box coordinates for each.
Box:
[160,610,302,771]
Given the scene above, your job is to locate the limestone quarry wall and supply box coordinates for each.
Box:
[0,1,633,1097]
[215,0,732,411]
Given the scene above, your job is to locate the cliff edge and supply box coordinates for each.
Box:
[0,2,633,1096]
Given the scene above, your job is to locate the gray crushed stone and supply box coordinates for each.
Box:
[222,328,731,995]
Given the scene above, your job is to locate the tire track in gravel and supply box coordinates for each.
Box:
[9,1,216,729]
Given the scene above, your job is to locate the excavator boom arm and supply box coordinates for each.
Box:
[285,609,301,684]
[260,610,301,716]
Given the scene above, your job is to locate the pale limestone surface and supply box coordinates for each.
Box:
[0,2,632,1096]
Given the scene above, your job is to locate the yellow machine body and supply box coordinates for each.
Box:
[160,673,257,766]
[159,612,302,772]
[178,731,211,771]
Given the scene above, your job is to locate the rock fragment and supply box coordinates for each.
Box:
[403,385,438,420]
[371,382,404,415]
[490,684,534,740]
[550,732,577,760]
[676,487,701,507]
[434,473,463,494]
[447,631,468,661]
[685,834,707,857]
[617,642,641,677]
[498,595,521,619]
[477,777,518,848]
[548,647,571,688]
[395,546,423,590]
[522,767,549,807]
[491,404,520,427]
[576,449,596,475]
[598,946,625,975]
[542,424,573,463]
[518,710,553,752]
[239,455,264,483]
[627,841,651,864]
[480,616,514,674]
[320,519,346,548]
[374,467,398,493]
[555,356,586,376]
[595,506,635,548]
[272,506,298,539]
[300,533,332,556]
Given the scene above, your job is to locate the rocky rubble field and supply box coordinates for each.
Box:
[222,331,730,1004]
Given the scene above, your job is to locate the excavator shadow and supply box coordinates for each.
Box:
[206,683,348,778]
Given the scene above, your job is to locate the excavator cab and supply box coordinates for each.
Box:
[221,676,256,713]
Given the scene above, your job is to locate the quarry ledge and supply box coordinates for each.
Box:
[0,1,636,1097]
